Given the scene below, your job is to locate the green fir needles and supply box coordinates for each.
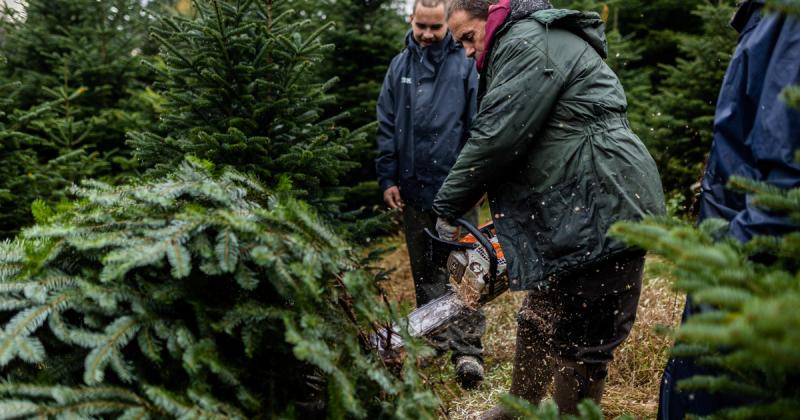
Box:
[0,0,158,237]
[0,158,437,418]
[610,176,800,417]
[129,0,363,215]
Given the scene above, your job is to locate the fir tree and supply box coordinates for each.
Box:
[0,0,159,237]
[602,29,653,148]
[0,84,109,238]
[610,175,800,417]
[645,1,739,211]
[768,0,800,15]
[0,158,438,418]
[312,0,408,225]
[555,0,708,74]
[610,3,800,416]
[0,55,24,206]
[605,0,707,74]
[128,0,365,218]
[313,0,407,131]
[611,41,800,404]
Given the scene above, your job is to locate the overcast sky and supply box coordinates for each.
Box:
[1,0,23,11]
[404,0,414,15]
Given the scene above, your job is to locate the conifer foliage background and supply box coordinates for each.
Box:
[0,160,436,418]
[307,0,409,221]
[645,2,739,210]
[128,0,365,217]
[610,176,800,418]
[0,0,159,238]
[2,0,793,417]
[0,0,437,417]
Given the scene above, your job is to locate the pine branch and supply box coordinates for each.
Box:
[84,316,140,385]
[766,0,800,16]
[0,292,71,366]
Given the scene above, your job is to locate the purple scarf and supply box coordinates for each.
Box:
[476,0,511,72]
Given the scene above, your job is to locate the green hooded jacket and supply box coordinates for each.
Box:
[432,9,665,291]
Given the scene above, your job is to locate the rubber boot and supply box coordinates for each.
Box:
[552,358,607,415]
[480,311,554,420]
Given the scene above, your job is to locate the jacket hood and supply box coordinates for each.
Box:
[509,0,552,21]
[731,0,765,33]
[530,9,608,58]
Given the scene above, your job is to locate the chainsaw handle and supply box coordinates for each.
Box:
[423,228,476,250]
[454,218,498,293]
[425,218,500,296]
[456,218,497,278]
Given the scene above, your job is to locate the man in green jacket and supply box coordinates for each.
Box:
[434,0,665,416]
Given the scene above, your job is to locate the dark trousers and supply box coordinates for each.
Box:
[402,205,485,359]
[518,253,645,365]
[504,253,645,411]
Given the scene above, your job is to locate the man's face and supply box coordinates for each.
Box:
[447,10,486,58]
[410,4,447,48]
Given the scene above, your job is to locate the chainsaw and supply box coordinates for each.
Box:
[372,218,509,354]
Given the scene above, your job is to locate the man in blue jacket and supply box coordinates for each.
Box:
[658,1,800,418]
[375,0,484,388]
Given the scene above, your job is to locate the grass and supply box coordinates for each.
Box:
[377,236,685,419]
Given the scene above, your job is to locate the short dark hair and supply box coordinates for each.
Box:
[413,0,447,14]
[446,0,497,20]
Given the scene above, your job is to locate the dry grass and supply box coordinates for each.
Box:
[378,237,685,419]
[376,234,418,308]
[603,268,684,418]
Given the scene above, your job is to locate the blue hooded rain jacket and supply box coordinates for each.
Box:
[658,2,800,418]
[375,31,478,209]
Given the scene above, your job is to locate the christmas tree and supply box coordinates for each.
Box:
[128,0,366,219]
[609,170,800,417]
[645,1,739,212]
[311,0,409,226]
[0,0,159,237]
[312,0,407,131]
[0,159,437,417]
[500,395,629,419]
[555,0,709,74]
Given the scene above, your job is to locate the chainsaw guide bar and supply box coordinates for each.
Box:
[372,219,509,355]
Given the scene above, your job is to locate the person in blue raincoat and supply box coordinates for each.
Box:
[374,0,486,389]
[658,1,800,418]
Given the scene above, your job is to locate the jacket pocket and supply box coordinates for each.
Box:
[527,178,600,262]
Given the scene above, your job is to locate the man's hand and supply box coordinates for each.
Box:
[383,186,404,210]
[436,217,460,241]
